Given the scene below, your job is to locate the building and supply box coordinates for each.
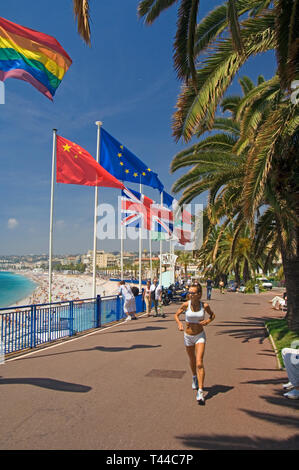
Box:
[84,250,119,269]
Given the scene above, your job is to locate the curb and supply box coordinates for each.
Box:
[265,323,285,370]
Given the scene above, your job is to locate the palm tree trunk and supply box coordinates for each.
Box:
[243,259,250,283]
[281,247,299,332]
[277,216,299,332]
[235,263,241,285]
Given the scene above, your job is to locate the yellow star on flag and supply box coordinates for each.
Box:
[120,162,124,166]
[120,145,124,149]
[142,172,146,176]
[74,155,78,159]
[118,153,122,157]
[63,144,71,152]
[147,168,151,172]
[133,172,138,177]
[125,169,130,173]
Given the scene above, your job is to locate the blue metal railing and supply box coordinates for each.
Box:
[0,294,145,355]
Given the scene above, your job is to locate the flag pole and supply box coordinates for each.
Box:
[93,121,103,299]
[139,182,142,290]
[49,128,57,304]
[149,228,152,281]
[120,187,124,280]
[160,191,163,284]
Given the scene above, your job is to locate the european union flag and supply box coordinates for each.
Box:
[100,128,164,192]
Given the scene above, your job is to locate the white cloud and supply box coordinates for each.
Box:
[7,218,19,229]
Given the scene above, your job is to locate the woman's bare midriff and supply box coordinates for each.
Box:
[185,322,204,336]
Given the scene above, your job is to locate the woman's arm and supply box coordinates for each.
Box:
[175,302,188,331]
[200,303,215,326]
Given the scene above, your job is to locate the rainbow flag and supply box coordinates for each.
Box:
[0,16,72,100]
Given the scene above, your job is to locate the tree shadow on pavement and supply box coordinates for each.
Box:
[204,384,234,401]
[258,391,299,410]
[240,408,299,429]
[241,377,287,386]
[237,367,281,372]
[175,433,299,450]
[89,344,162,353]
[109,326,167,334]
[215,317,270,344]
[0,376,91,393]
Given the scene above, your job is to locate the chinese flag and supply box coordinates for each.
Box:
[56,135,125,189]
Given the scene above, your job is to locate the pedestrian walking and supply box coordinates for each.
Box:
[143,280,152,317]
[118,280,137,321]
[174,283,215,405]
[219,280,225,294]
[206,277,213,300]
[150,278,165,317]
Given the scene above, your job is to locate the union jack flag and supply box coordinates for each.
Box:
[121,187,173,235]
[162,190,193,245]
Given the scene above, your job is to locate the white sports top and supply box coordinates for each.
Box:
[185,300,205,323]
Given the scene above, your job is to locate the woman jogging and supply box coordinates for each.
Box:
[174,283,215,404]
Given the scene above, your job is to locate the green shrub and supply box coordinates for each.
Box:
[265,318,299,367]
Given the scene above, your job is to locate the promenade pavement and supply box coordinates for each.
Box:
[0,289,298,450]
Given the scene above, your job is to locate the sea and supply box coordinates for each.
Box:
[0,271,37,308]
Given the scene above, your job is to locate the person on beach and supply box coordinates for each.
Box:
[175,283,215,405]
[143,280,152,317]
[219,280,225,294]
[150,278,164,317]
[118,281,137,321]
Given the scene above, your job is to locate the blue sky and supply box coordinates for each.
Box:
[0,0,276,255]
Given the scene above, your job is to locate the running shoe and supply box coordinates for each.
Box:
[192,376,198,390]
[283,389,299,400]
[282,381,294,390]
[124,315,132,322]
[196,389,205,405]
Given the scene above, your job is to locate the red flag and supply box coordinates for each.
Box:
[56,135,125,189]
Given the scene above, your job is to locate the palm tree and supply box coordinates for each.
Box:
[171,72,299,329]
[235,77,299,330]
[217,223,259,284]
[137,0,270,87]
[139,1,297,141]
[142,1,298,330]
[176,250,193,277]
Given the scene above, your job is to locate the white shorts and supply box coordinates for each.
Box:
[184,330,206,347]
[124,297,136,314]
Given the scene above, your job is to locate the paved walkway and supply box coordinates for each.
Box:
[0,289,298,450]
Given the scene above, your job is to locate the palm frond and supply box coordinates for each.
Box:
[174,0,199,86]
[173,12,276,142]
[227,0,245,54]
[242,107,287,219]
[137,0,178,24]
[73,0,91,46]
[275,0,299,89]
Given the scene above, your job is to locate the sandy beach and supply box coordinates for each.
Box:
[10,271,121,307]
